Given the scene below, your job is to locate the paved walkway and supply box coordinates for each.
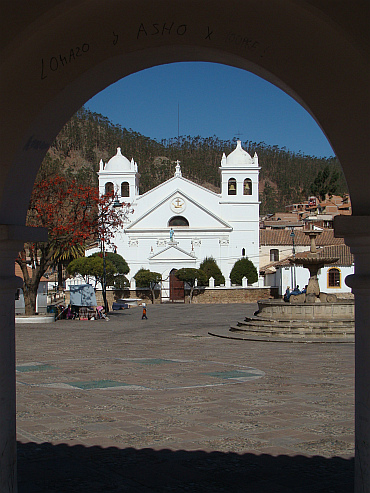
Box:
[16,303,354,492]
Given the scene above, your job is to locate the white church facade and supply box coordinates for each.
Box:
[97,141,260,301]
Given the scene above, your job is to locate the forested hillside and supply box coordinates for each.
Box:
[40,107,348,214]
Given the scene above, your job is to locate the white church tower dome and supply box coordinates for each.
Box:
[105,147,132,171]
[98,147,140,200]
[219,139,259,200]
[222,140,257,167]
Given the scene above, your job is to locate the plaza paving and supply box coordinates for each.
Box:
[16,303,354,492]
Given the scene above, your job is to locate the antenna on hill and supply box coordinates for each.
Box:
[177,102,180,140]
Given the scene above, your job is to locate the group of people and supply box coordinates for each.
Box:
[283,285,307,302]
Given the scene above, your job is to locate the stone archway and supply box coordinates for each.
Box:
[1,2,369,491]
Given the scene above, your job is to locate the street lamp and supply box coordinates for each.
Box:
[290,228,297,288]
[99,189,126,313]
[99,231,108,314]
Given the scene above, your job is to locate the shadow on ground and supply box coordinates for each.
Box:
[18,441,354,493]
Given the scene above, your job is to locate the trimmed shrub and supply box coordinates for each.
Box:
[199,257,225,286]
[230,258,258,285]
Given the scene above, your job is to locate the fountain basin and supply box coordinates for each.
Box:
[257,298,354,321]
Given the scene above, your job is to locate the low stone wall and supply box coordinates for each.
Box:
[189,287,278,304]
[66,287,278,307]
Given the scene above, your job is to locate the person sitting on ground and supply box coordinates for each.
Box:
[291,285,301,295]
[283,287,291,302]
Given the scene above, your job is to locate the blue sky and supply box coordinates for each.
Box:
[86,62,334,158]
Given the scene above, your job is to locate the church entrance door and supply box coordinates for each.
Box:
[170,269,185,302]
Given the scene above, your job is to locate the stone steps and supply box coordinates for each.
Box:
[208,327,354,343]
[238,317,354,330]
[230,325,354,338]
[208,298,355,343]
[208,316,354,343]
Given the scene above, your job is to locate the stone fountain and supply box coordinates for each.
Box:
[210,229,354,343]
[288,229,339,303]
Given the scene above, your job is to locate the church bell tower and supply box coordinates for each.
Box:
[98,147,140,202]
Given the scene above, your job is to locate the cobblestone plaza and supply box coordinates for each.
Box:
[16,303,354,492]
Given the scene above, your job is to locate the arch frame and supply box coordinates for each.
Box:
[0,2,369,492]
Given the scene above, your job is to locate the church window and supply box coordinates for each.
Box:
[328,267,341,288]
[243,178,252,195]
[105,182,114,194]
[121,181,129,197]
[270,249,279,262]
[242,248,245,257]
[228,178,237,195]
[168,216,189,227]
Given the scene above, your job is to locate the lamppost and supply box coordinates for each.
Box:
[98,189,126,313]
[290,228,296,288]
[99,220,108,314]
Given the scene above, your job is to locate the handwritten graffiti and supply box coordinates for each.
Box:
[224,32,268,57]
[205,26,213,40]
[23,135,50,151]
[137,22,187,39]
[41,43,90,80]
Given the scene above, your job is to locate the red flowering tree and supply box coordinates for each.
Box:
[16,175,131,315]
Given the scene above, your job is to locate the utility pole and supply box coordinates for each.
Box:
[290,228,296,288]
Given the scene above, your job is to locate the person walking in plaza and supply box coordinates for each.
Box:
[141,303,148,319]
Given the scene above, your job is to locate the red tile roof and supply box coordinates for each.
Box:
[260,243,353,274]
[259,229,345,246]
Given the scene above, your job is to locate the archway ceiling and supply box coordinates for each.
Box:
[1,0,369,224]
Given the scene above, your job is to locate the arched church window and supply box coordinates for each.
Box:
[105,182,114,194]
[242,248,246,257]
[168,216,189,227]
[228,178,237,195]
[243,178,252,195]
[121,181,129,197]
[270,249,279,262]
[328,267,341,288]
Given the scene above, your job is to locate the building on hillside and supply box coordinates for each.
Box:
[15,264,48,314]
[282,194,352,229]
[260,244,354,297]
[285,196,318,214]
[302,194,352,229]
[260,212,303,230]
[96,141,260,301]
[259,228,345,268]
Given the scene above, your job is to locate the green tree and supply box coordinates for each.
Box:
[175,268,208,303]
[134,268,162,303]
[230,258,258,286]
[310,165,340,201]
[67,252,129,291]
[199,257,225,286]
[50,242,86,289]
[67,256,117,288]
[90,252,129,276]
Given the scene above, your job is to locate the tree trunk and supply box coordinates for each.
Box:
[189,286,194,304]
[23,287,37,316]
[102,287,108,313]
[57,262,63,289]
